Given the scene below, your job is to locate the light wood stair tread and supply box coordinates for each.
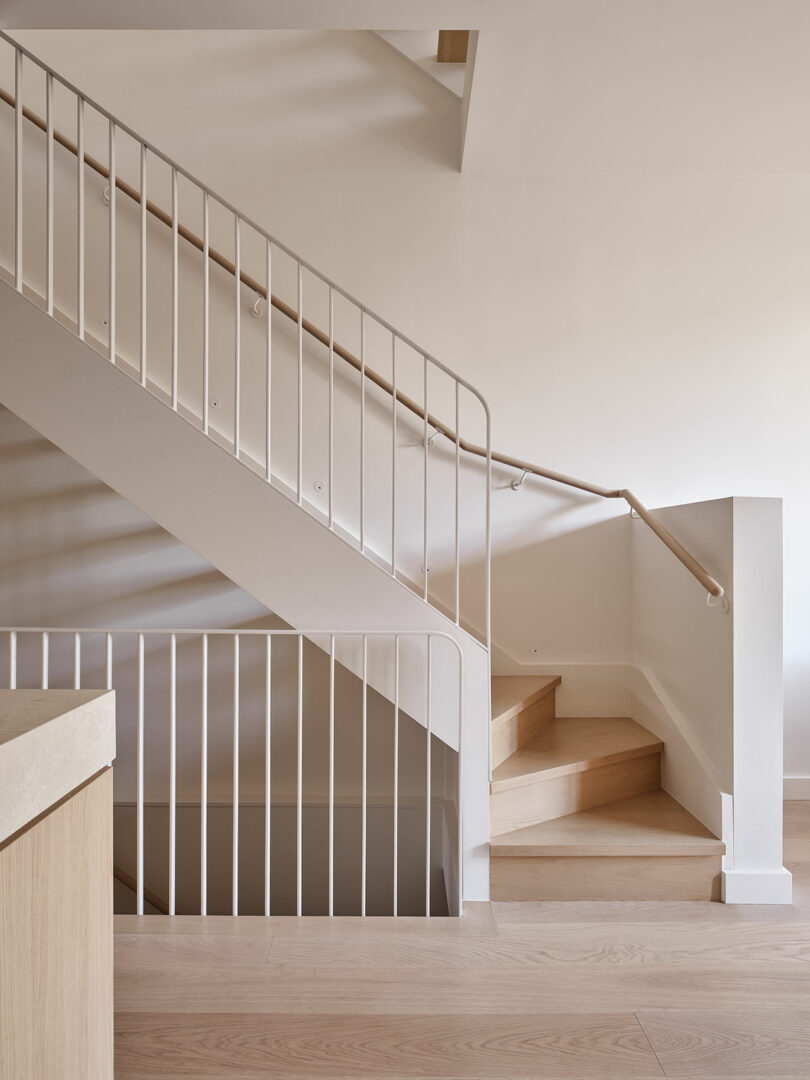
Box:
[491,716,663,792]
[490,790,725,857]
[491,675,561,726]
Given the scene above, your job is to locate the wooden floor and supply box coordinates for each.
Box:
[114,802,810,1079]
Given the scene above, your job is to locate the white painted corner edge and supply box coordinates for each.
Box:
[722,867,792,905]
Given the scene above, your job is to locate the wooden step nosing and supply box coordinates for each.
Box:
[490,840,726,858]
[490,742,663,793]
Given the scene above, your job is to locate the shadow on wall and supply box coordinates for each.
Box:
[0,405,276,632]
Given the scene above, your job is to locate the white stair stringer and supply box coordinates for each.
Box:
[0,281,491,901]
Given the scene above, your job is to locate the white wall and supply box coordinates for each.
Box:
[8,19,807,779]
[632,500,734,797]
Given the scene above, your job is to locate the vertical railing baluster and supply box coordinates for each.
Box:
[297,264,303,506]
[45,72,53,317]
[41,631,48,689]
[360,311,365,552]
[108,119,115,360]
[485,410,493,780]
[8,631,17,690]
[328,287,334,527]
[233,216,241,457]
[391,335,397,576]
[423,357,429,602]
[73,632,81,689]
[264,634,271,917]
[361,634,368,915]
[170,166,178,407]
[296,634,303,915]
[425,635,432,917]
[200,634,208,916]
[202,191,209,434]
[457,645,464,918]
[137,633,144,915]
[393,635,399,916]
[14,48,22,292]
[328,635,335,917]
[169,633,177,916]
[455,381,461,625]
[265,239,272,481]
[232,633,239,916]
[76,97,85,339]
[105,633,113,689]
[139,143,146,385]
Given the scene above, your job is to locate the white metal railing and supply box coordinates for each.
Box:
[0,33,493,650]
[2,627,463,918]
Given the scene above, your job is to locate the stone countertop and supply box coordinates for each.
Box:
[0,690,115,844]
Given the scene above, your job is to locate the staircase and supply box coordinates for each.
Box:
[0,32,739,912]
[489,676,725,901]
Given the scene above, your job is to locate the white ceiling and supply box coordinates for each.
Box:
[0,0,501,30]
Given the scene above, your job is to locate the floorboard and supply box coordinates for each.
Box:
[638,1010,810,1076]
[114,802,810,1078]
[115,1012,662,1078]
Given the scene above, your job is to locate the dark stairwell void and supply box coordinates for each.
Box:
[107,629,453,917]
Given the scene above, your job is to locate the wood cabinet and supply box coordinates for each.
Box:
[0,691,115,1080]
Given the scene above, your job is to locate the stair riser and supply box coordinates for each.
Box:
[491,690,556,770]
[490,854,722,901]
[490,752,661,835]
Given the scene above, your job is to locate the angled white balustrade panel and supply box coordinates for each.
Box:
[0,282,491,898]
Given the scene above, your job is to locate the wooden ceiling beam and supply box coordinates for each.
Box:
[437,30,469,63]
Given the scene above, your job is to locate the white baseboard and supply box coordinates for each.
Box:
[722,867,793,904]
[784,776,810,799]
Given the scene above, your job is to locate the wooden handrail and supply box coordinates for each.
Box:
[0,87,461,440]
[113,863,170,915]
[0,88,725,602]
